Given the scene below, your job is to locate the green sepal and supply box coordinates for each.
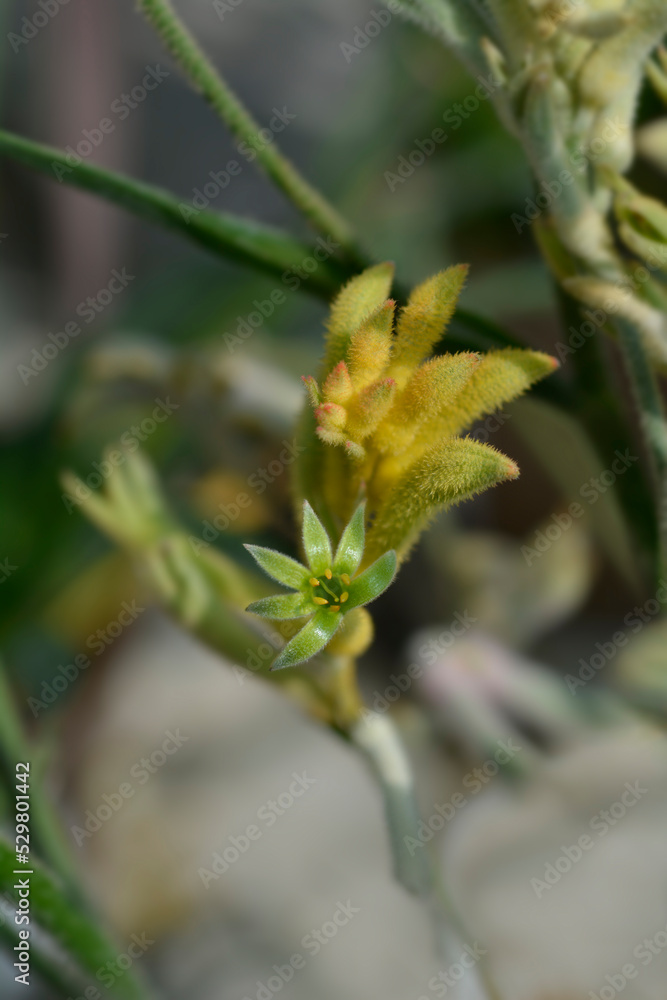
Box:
[345,550,397,610]
[333,501,366,576]
[271,608,342,670]
[244,544,308,589]
[302,500,333,574]
[246,592,310,620]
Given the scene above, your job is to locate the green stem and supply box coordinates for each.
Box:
[613,316,667,580]
[137,0,369,268]
[0,658,78,897]
[349,711,495,998]
[350,710,431,895]
[0,129,351,296]
[558,288,657,571]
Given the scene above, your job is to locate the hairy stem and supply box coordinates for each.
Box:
[138,0,369,268]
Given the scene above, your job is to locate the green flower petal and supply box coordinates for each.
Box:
[271,608,342,670]
[345,550,397,610]
[302,501,333,575]
[244,544,308,589]
[246,593,311,620]
[333,501,366,576]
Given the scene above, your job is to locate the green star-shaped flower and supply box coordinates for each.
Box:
[245,501,396,670]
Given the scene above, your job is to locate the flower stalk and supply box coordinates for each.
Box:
[137,0,370,269]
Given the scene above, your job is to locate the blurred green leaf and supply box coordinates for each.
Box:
[0,129,351,296]
[0,836,147,1000]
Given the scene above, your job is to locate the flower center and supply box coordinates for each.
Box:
[308,569,350,613]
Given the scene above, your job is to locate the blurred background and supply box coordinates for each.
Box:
[2,1,667,998]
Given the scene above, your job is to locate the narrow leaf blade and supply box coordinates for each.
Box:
[0,129,350,296]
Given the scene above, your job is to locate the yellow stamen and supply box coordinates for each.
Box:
[325,568,332,579]
[341,573,350,585]
[329,605,340,612]
[313,596,328,605]
[340,592,349,603]
[309,577,320,587]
